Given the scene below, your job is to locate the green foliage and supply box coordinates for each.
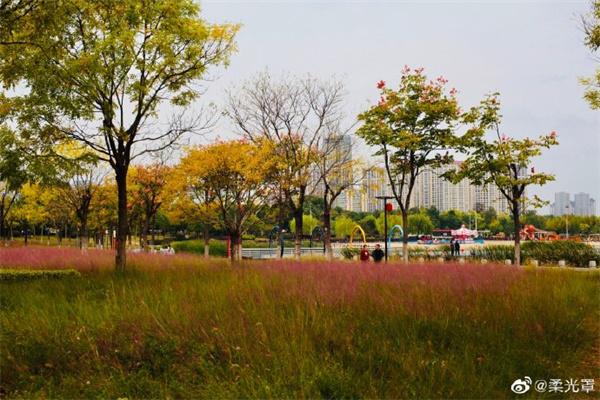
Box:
[521,241,600,267]
[340,247,361,260]
[468,242,600,267]
[447,94,558,265]
[356,68,461,221]
[333,216,356,238]
[1,0,240,269]
[448,94,558,215]
[170,240,227,257]
[0,268,81,282]
[375,213,404,236]
[303,196,325,217]
[468,245,515,262]
[407,213,434,235]
[581,1,600,109]
[290,214,321,235]
[358,214,377,237]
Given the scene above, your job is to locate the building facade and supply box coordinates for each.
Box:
[553,192,571,216]
[551,192,596,216]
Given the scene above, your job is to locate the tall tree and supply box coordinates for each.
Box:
[317,134,369,260]
[178,139,276,261]
[166,162,216,258]
[227,71,348,260]
[580,0,600,109]
[128,163,171,251]
[55,167,105,249]
[1,0,239,269]
[445,94,558,265]
[356,67,462,262]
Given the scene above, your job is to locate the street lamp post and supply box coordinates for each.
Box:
[376,195,395,262]
[565,205,569,240]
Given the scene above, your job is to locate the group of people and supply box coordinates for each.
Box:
[359,244,385,263]
[449,239,461,256]
[358,239,463,261]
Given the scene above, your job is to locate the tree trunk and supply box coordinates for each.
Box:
[513,204,521,266]
[0,209,4,241]
[151,216,156,249]
[276,229,283,260]
[293,207,303,261]
[402,211,409,263]
[79,217,89,250]
[142,216,150,252]
[203,225,210,258]
[116,169,128,271]
[229,232,241,262]
[323,207,333,261]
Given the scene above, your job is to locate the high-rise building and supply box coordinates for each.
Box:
[411,162,510,214]
[553,192,571,216]
[574,192,590,216]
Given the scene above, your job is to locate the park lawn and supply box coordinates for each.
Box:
[0,254,598,399]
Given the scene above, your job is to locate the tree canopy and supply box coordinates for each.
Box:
[357,67,462,262]
[0,0,240,269]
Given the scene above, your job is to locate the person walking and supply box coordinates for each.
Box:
[372,244,384,263]
[359,245,370,262]
[454,240,460,257]
[450,239,455,256]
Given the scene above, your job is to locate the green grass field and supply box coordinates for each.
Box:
[1,249,599,399]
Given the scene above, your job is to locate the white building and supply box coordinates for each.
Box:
[356,163,511,214]
[553,192,571,216]
[574,192,590,216]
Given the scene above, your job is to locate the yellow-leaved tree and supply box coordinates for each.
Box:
[176,139,277,261]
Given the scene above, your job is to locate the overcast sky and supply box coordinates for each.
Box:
[197,0,598,215]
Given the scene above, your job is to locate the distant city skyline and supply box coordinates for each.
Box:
[198,1,599,215]
[552,191,597,216]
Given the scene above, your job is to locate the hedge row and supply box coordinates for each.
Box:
[342,241,600,267]
[0,269,82,282]
[171,239,228,257]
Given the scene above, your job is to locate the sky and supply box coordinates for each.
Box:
[194,0,599,215]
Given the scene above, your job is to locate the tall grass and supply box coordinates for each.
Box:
[0,247,228,271]
[1,256,598,399]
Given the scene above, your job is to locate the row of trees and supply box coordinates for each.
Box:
[3,0,596,267]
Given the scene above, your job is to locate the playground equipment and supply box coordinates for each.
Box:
[520,224,560,241]
[349,225,367,246]
[387,225,404,251]
[310,226,325,253]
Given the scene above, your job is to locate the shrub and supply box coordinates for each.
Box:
[522,241,600,267]
[0,269,81,282]
[171,239,227,257]
[340,247,360,260]
[468,245,514,262]
[406,245,452,261]
[467,242,600,267]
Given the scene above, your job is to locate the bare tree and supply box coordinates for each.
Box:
[227,71,348,260]
[317,134,372,260]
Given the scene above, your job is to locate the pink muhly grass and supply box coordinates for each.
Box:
[0,247,220,272]
[244,260,523,310]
